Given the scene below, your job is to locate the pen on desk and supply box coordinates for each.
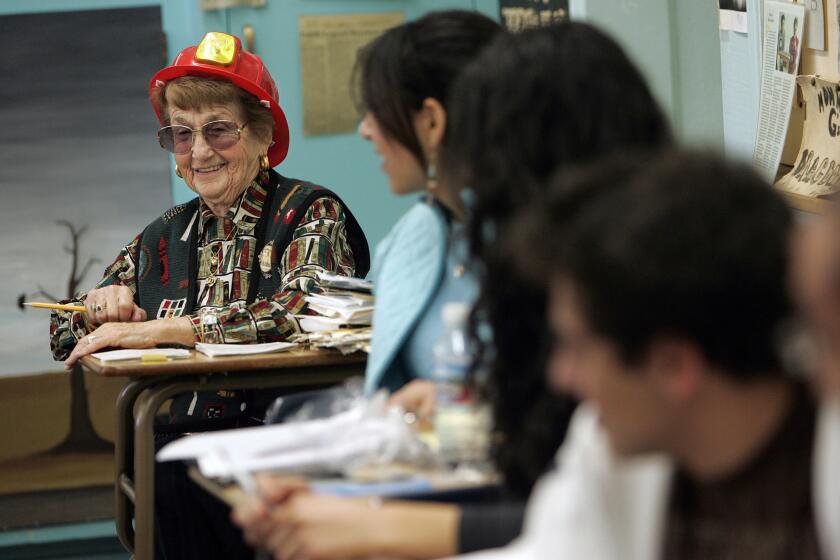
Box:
[23,302,87,313]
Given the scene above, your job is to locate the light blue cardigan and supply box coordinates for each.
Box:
[363,201,448,394]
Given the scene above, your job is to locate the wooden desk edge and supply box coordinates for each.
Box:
[779,189,834,215]
[81,348,366,377]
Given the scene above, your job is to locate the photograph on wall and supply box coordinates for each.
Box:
[775,9,803,74]
[720,0,748,33]
[499,0,568,32]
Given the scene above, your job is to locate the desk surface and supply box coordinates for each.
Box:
[81,347,366,377]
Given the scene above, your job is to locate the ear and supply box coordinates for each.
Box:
[646,336,706,404]
[413,97,447,155]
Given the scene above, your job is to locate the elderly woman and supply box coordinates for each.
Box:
[50,32,369,426]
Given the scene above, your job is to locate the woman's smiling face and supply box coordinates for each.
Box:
[169,103,269,213]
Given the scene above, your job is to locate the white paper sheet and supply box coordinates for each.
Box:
[90,348,191,362]
[194,341,296,357]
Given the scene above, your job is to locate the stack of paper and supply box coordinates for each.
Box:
[304,293,374,326]
[195,341,297,358]
[290,328,372,354]
[297,272,375,335]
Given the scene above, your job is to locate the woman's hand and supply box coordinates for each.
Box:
[63,316,194,369]
[231,474,310,551]
[84,285,146,326]
[389,379,437,425]
[251,494,460,560]
[261,494,385,560]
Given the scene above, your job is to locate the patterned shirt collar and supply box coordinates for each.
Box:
[197,175,269,237]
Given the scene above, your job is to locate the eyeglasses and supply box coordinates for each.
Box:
[157,120,248,154]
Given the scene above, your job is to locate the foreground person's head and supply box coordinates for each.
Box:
[521,151,794,457]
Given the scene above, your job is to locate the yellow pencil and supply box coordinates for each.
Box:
[24,302,87,313]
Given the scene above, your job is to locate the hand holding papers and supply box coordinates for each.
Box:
[157,392,437,478]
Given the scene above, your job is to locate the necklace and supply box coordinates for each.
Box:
[206,221,239,287]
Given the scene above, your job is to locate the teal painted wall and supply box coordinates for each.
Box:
[571,0,724,147]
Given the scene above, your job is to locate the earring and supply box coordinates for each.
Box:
[259,154,270,171]
[175,166,183,178]
[426,151,438,193]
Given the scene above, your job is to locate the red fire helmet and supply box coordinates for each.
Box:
[149,32,290,167]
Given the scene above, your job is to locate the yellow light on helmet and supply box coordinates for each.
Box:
[195,32,237,66]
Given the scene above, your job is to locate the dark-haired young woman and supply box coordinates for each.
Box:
[444,20,672,504]
[232,19,672,560]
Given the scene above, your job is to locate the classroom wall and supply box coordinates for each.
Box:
[1,0,726,257]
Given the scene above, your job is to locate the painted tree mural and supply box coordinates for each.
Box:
[18,221,109,453]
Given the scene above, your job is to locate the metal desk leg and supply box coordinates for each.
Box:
[132,379,197,560]
[114,377,157,555]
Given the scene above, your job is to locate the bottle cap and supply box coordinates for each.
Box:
[441,302,471,328]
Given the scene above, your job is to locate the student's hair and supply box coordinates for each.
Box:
[353,10,501,170]
[444,22,671,496]
[520,150,794,379]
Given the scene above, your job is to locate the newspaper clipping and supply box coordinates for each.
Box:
[753,0,805,181]
[299,12,404,136]
[776,76,840,197]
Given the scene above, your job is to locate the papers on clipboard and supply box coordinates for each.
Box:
[91,348,191,362]
[194,341,297,358]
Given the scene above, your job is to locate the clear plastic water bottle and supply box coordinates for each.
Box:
[432,303,491,467]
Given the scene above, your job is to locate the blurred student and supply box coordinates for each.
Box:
[465,151,840,560]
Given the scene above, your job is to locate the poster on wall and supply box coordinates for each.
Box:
[299,12,404,136]
[776,76,840,197]
[499,0,568,32]
[720,0,748,33]
[753,0,805,181]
